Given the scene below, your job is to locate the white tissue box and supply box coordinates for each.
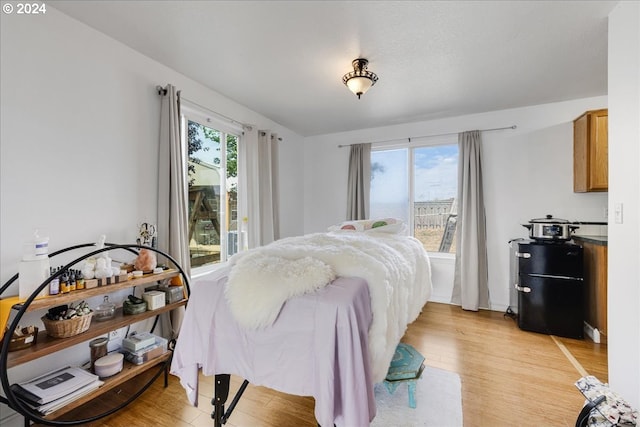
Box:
[142,290,165,310]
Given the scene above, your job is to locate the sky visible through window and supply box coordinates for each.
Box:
[190,122,220,163]
[371,144,458,204]
[189,121,239,190]
[414,145,458,201]
[371,143,458,253]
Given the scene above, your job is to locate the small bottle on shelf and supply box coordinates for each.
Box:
[69,270,77,292]
[49,267,60,295]
[60,269,70,294]
[76,270,85,290]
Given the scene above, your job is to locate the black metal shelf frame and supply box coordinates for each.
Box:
[0,243,191,426]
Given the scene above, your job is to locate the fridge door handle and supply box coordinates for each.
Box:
[515,252,531,259]
[514,283,531,293]
[528,273,584,281]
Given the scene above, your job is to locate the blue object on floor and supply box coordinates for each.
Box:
[383,343,425,408]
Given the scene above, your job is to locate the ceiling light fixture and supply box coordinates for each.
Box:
[342,58,378,99]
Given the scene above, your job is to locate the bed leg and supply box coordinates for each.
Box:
[212,374,230,427]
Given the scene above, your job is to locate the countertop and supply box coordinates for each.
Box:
[573,235,608,246]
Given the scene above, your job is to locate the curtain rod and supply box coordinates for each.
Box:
[156,85,254,132]
[337,125,517,148]
[259,131,283,141]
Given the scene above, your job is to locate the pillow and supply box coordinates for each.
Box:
[328,218,405,234]
[328,220,367,232]
[364,221,407,234]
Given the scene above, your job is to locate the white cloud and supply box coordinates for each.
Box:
[371,151,457,203]
[414,153,457,201]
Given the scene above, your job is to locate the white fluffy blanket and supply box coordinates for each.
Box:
[226,231,432,383]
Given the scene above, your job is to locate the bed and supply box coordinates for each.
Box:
[170,223,432,426]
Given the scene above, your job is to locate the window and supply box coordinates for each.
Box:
[182,110,242,270]
[370,139,458,254]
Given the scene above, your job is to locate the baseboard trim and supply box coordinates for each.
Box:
[584,321,601,343]
[429,295,453,305]
[427,298,510,314]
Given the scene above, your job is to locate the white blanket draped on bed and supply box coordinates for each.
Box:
[225,231,432,383]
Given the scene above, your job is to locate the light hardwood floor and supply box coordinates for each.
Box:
[39,302,608,427]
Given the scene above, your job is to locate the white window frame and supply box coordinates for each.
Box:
[181,104,244,276]
[372,135,458,259]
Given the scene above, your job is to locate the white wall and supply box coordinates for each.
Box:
[0,6,304,289]
[304,97,608,310]
[0,6,304,421]
[608,1,640,409]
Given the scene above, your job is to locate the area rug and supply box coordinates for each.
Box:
[371,365,463,427]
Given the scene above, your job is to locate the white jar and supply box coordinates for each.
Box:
[19,254,50,300]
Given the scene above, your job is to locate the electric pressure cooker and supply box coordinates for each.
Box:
[522,215,579,241]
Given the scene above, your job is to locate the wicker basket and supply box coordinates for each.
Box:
[41,313,92,338]
[4,326,39,351]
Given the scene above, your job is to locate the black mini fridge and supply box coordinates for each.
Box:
[510,239,584,339]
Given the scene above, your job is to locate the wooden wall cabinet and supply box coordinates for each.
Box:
[573,109,608,192]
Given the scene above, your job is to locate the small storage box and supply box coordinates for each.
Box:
[123,335,168,365]
[122,332,156,352]
[142,291,165,310]
[159,285,184,304]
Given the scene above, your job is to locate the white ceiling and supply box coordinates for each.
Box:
[50,1,616,137]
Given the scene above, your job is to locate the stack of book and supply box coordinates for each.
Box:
[10,366,103,415]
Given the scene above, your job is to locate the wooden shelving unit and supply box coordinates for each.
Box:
[6,300,186,368]
[0,243,190,425]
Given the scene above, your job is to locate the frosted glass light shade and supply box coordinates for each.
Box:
[342,58,378,99]
[346,77,373,99]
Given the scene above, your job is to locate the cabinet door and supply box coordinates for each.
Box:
[595,245,608,336]
[574,113,589,192]
[589,111,608,191]
[573,109,608,192]
[583,242,608,337]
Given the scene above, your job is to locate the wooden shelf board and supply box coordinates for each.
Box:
[6,300,186,367]
[42,352,171,419]
[12,269,179,313]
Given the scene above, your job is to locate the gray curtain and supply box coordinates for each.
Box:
[346,143,371,220]
[256,130,280,245]
[451,130,489,311]
[157,84,190,338]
